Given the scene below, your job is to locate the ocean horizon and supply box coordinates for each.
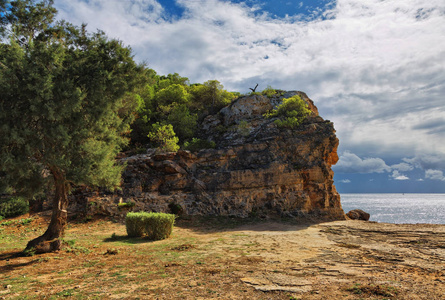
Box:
[340,193,445,225]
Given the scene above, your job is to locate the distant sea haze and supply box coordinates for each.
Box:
[340,194,445,224]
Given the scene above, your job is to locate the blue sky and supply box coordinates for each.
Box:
[52,0,445,193]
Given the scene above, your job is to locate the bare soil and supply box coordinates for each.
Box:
[0,214,444,299]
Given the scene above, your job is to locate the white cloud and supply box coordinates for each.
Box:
[425,169,445,181]
[391,170,409,181]
[334,151,391,174]
[391,162,414,172]
[339,179,351,183]
[52,0,445,163]
[403,154,445,170]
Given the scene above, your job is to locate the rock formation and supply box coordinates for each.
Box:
[84,91,345,220]
[346,209,370,221]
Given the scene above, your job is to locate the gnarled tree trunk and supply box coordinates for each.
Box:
[25,167,68,254]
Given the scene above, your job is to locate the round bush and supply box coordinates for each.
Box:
[125,212,175,240]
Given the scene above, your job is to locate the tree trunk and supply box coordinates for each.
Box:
[24,167,68,254]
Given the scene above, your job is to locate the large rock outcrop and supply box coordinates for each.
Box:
[84,91,345,220]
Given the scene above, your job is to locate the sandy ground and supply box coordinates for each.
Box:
[1,216,444,299]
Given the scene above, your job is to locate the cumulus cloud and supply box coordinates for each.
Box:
[391,163,414,172]
[334,151,391,174]
[391,170,409,181]
[52,0,445,177]
[425,169,445,181]
[403,154,445,170]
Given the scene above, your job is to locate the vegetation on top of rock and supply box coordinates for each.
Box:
[182,138,216,152]
[147,123,180,152]
[129,75,238,148]
[261,85,277,97]
[264,95,311,129]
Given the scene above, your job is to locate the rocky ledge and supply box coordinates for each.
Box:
[84,91,345,220]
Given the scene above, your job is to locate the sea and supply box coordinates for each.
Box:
[340,193,445,224]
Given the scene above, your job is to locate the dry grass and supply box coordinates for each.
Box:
[1,214,444,299]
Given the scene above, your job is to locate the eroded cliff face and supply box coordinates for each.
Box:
[86,91,345,220]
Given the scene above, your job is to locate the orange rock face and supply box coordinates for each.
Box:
[86,91,345,220]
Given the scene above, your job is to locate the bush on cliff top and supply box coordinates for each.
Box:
[265,95,311,129]
[125,212,175,240]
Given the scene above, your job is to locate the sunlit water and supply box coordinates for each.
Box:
[340,194,445,224]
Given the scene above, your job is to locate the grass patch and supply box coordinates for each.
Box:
[347,283,398,298]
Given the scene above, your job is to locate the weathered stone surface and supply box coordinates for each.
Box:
[346,209,370,221]
[79,91,345,220]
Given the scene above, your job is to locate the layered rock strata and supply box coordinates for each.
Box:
[85,91,345,220]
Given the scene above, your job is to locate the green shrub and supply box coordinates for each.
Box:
[125,212,175,240]
[125,212,147,237]
[0,197,29,219]
[261,86,277,97]
[237,120,251,137]
[147,123,180,152]
[264,95,310,129]
[182,138,216,152]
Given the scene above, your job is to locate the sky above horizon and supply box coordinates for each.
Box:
[52,0,445,193]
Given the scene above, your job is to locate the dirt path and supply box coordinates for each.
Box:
[1,216,444,299]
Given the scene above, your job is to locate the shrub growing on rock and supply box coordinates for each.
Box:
[182,138,216,152]
[147,123,180,152]
[261,86,277,98]
[125,212,175,240]
[265,95,311,129]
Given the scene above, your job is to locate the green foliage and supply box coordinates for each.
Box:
[156,84,191,106]
[262,86,277,97]
[0,197,29,218]
[63,239,91,254]
[129,76,235,146]
[164,104,197,141]
[347,283,398,297]
[188,80,236,115]
[147,123,180,152]
[0,0,143,198]
[265,95,311,129]
[237,120,251,137]
[182,138,216,152]
[125,212,175,240]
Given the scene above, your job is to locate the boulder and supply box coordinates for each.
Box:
[346,209,370,221]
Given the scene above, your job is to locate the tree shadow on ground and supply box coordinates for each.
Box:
[173,215,325,234]
[0,251,40,274]
[102,234,156,245]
